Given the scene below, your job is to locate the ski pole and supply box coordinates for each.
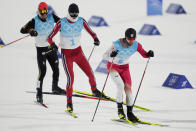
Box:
[133,58,150,106]
[0,34,30,48]
[91,58,114,122]
[88,45,95,61]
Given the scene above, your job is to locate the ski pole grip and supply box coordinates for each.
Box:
[42,50,52,55]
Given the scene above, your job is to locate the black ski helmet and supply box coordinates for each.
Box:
[125,28,136,39]
[68,3,79,14]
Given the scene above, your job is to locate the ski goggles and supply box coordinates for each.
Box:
[69,13,79,18]
[39,10,48,15]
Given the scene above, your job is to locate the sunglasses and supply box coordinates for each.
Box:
[40,10,48,14]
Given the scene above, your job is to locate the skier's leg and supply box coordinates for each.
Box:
[36,47,47,103]
[110,71,126,119]
[75,51,97,87]
[62,53,74,111]
[47,51,65,94]
[110,71,124,104]
[121,67,138,122]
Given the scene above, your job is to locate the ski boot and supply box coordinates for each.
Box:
[36,88,43,103]
[52,86,66,94]
[52,81,66,94]
[117,103,126,119]
[127,106,139,122]
[92,89,106,98]
[67,103,73,112]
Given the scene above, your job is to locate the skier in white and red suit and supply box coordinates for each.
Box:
[103,28,154,122]
[47,3,105,111]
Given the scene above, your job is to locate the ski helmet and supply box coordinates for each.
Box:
[68,3,79,17]
[38,2,48,14]
[125,28,136,39]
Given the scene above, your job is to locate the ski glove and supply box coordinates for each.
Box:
[29,29,38,37]
[110,50,118,57]
[146,50,154,57]
[48,43,58,52]
[94,38,100,46]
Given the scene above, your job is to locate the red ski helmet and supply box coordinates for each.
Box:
[38,2,48,14]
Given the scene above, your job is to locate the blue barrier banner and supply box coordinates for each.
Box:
[0,37,5,45]
[88,16,108,27]
[162,73,193,89]
[147,0,162,15]
[95,59,108,74]
[166,3,186,14]
[139,24,161,35]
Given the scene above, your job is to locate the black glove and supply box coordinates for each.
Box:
[110,50,118,57]
[29,29,38,36]
[94,38,100,46]
[146,50,154,57]
[48,43,58,52]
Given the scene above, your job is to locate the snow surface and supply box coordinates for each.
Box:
[0,0,196,131]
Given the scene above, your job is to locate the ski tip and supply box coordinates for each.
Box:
[110,118,119,121]
[110,118,137,126]
[73,115,78,118]
[34,101,48,108]
[138,120,169,127]
[42,104,48,108]
[134,105,151,112]
[142,108,151,112]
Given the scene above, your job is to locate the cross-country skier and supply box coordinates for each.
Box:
[103,28,154,122]
[47,3,105,112]
[20,2,65,103]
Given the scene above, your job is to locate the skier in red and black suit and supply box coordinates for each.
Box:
[47,3,105,112]
[20,2,65,103]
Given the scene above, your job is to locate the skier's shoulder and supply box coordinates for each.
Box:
[113,39,122,46]
[113,39,121,44]
[135,41,144,51]
[79,16,85,21]
[52,13,60,22]
[25,18,35,29]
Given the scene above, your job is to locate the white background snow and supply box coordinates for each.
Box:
[0,0,196,131]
